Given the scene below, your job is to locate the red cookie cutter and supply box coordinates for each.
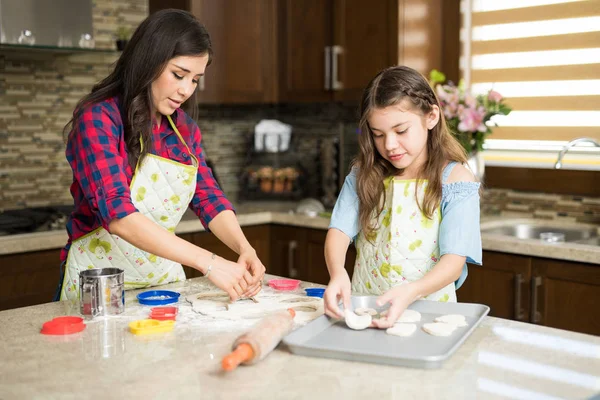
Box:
[41,316,86,335]
[268,278,301,291]
[149,306,178,321]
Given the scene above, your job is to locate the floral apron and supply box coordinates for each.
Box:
[351,177,456,302]
[60,115,198,301]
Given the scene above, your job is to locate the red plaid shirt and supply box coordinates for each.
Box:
[61,96,234,262]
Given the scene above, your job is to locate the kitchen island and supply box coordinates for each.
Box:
[0,276,598,399]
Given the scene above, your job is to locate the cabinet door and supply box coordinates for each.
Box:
[305,228,357,285]
[182,225,271,278]
[332,0,399,102]
[0,249,62,310]
[278,0,333,102]
[269,225,308,280]
[190,0,277,103]
[532,258,600,336]
[305,229,329,284]
[458,251,531,322]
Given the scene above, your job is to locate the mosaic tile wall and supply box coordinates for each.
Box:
[0,0,146,211]
[481,189,600,224]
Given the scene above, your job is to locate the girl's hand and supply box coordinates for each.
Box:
[237,248,266,297]
[206,257,251,301]
[371,283,419,329]
[324,271,352,319]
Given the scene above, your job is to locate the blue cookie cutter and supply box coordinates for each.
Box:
[137,290,181,306]
[305,288,325,298]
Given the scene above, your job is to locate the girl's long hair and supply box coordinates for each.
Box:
[355,65,468,236]
[64,9,212,168]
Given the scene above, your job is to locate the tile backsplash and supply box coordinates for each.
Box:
[482,188,600,224]
[0,0,147,210]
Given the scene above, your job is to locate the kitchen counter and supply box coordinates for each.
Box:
[0,276,598,399]
[1,204,599,264]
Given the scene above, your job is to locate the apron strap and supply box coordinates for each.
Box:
[166,115,199,167]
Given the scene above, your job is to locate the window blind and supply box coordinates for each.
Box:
[462,0,600,143]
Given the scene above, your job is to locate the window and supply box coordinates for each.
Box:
[461,0,600,170]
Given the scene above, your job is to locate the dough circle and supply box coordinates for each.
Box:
[344,310,372,330]
[434,314,468,327]
[422,322,457,336]
[386,323,417,337]
[396,309,421,323]
[355,307,378,316]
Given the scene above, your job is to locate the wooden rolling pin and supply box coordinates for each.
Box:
[222,308,296,371]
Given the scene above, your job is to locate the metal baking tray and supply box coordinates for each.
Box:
[283,296,490,369]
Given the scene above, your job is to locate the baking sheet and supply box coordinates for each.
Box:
[282,296,490,369]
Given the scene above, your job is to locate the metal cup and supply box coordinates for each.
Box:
[79,268,125,317]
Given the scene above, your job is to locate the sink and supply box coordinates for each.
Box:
[574,236,600,246]
[482,223,598,243]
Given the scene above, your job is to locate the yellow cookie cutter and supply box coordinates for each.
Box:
[129,319,175,335]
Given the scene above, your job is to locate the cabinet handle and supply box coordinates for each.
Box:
[287,240,298,278]
[324,46,331,90]
[513,273,525,321]
[199,75,205,91]
[530,276,542,324]
[331,45,344,90]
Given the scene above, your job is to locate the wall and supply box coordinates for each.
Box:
[0,0,146,211]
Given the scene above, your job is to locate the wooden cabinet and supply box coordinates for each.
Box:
[270,225,356,285]
[459,250,600,336]
[459,251,532,322]
[532,258,600,335]
[0,248,62,311]
[269,225,307,280]
[151,0,435,104]
[278,0,399,103]
[189,0,278,104]
[150,0,278,104]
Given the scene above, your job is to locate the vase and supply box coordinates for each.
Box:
[466,151,485,181]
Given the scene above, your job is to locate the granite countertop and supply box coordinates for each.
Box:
[0,275,598,399]
[1,203,599,265]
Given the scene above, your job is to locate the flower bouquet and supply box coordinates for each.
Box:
[429,69,511,154]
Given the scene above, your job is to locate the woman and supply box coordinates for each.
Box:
[57,9,265,302]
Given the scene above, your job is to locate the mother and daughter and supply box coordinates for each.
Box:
[324,65,482,328]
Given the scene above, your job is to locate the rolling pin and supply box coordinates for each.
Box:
[222,308,296,371]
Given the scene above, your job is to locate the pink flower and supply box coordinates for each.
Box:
[458,106,487,133]
[488,90,502,103]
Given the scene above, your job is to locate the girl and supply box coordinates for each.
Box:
[324,66,482,328]
[57,9,264,302]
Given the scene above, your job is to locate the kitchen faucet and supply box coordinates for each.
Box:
[554,137,600,169]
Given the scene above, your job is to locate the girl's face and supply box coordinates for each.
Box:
[151,54,209,119]
[368,103,439,176]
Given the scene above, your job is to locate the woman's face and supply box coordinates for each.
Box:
[368,102,439,177]
[151,54,209,119]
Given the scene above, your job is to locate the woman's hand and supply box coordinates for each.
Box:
[371,283,419,329]
[206,256,252,301]
[324,270,352,319]
[237,248,266,298]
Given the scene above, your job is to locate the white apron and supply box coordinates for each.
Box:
[351,177,456,302]
[60,115,198,300]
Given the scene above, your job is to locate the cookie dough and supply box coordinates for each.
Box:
[434,314,468,327]
[344,310,372,330]
[386,323,417,337]
[396,309,422,323]
[355,307,378,316]
[422,322,457,336]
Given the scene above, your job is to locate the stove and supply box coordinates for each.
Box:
[0,206,73,236]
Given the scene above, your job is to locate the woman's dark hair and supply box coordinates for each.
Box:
[65,9,212,167]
